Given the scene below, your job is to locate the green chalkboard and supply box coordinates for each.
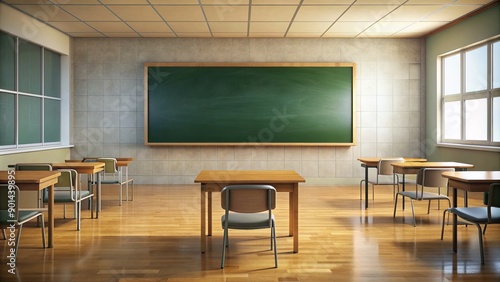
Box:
[145,63,355,146]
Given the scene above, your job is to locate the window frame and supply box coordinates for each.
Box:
[439,37,500,150]
[0,31,62,150]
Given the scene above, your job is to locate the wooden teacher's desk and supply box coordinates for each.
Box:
[357,157,426,208]
[0,170,61,248]
[194,170,305,253]
[442,171,500,253]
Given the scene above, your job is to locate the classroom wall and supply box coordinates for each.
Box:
[71,37,424,184]
[425,4,500,171]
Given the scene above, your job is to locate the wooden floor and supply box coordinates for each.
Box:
[1,184,499,282]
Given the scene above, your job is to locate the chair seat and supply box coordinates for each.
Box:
[43,190,92,202]
[398,191,449,200]
[368,179,397,185]
[222,212,275,229]
[0,210,41,223]
[448,207,500,223]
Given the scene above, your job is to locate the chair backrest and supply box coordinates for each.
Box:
[378,158,404,175]
[221,185,276,213]
[0,184,20,223]
[15,163,52,171]
[97,158,118,174]
[487,183,500,208]
[416,168,454,188]
[55,169,78,194]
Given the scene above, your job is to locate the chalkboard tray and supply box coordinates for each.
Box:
[144,62,355,146]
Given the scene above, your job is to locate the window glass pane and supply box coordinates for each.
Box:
[493,41,500,89]
[18,95,41,144]
[443,54,461,95]
[465,98,487,141]
[443,101,461,139]
[0,32,16,91]
[44,99,60,143]
[465,46,487,92]
[0,92,15,146]
[19,40,41,94]
[44,49,61,98]
[494,97,500,142]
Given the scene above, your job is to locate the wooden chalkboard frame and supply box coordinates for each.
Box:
[144,62,356,146]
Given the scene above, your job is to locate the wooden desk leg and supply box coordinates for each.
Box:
[48,184,54,248]
[293,183,299,253]
[201,184,206,253]
[452,187,458,253]
[289,191,293,237]
[364,165,369,209]
[208,191,212,236]
[96,172,101,218]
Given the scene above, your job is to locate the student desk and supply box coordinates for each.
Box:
[194,170,305,253]
[357,157,426,208]
[442,171,500,254]
[0,170,60,248]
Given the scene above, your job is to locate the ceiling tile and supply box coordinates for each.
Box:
[251,6,297,21]
[339,5,399,21]
[288,21,333,33]
[294,5,348,21]
[138,32,176,37]
[326,21,374,33]
[250,22,289,33]
[362,21,413,35]
[203,5,249,21]
[168,22,210,33]
[286,32,324,37]
[397,21,449,35]
[127,22,172,33]
[5,0,54,4]
[322,32,361,38]
[212,32,248,37]
[48,22,96,33]
[302,0,353,4]
[149,0,199,3]
[422,5,483,21]
[54,0,101,4]
[102,32,140,37]
[14,5,79,22]
[176,32,212,37]
[100,0,150,4]
[381,5,445,21]
[355,0,406,3]
[252,0,301,4]
[108,5,163,21]
[67,32,105,37]
[87,21,135,33]
[155,6,205,21]
[249,32,286,37]
[209,22,248,33]
[60,5,121,21]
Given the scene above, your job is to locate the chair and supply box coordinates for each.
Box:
[43,169,94,231]
[393,168,454,227]
[440,183,500,264]
[359,158,404,201]
[0,184,46,257]
[220,184,277,269]
[97,158,131,206]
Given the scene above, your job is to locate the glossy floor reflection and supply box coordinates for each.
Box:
[1,184,499,281]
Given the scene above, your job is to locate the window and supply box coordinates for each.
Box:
[440,38,500,148]
[0,31,61,149]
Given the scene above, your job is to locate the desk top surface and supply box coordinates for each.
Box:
[391,161,474,169]
[0,170,61,183]
[53,162,105,169]
[195,170,305,183]
[442,171,500,182]
[357,157,426,163]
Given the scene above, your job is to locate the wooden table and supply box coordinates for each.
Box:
[442,171,500,253]
[194,170,305,253]
[357,157,426,208]
[56,162,105,217]
[0,170,61,248]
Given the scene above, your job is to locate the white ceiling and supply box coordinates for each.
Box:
[2,0,497,38]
